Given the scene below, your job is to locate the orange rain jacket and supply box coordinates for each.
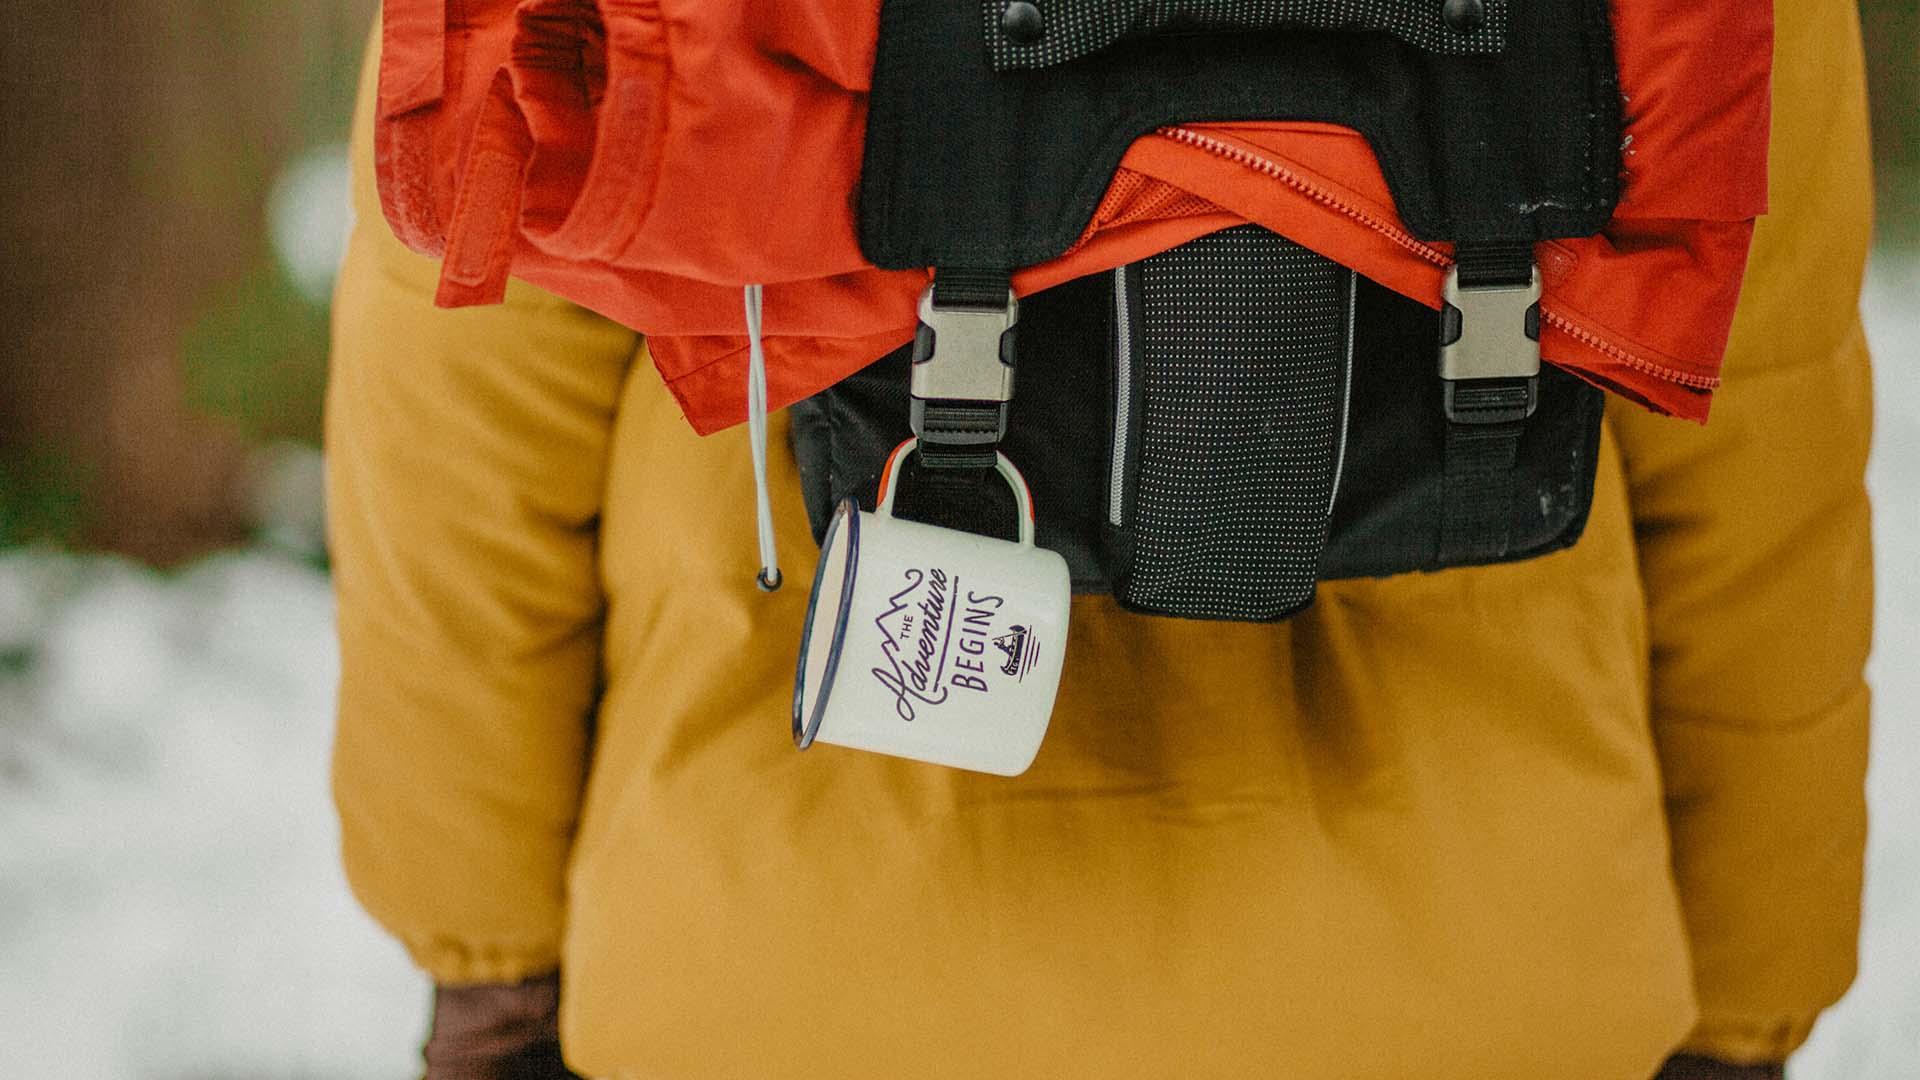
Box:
[330,3,1875,1078]
[373,0,1768,431]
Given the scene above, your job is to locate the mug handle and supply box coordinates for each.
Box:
[874,438,1037,548]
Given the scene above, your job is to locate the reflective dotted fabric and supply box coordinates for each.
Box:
[984,0,1508,71]
[1118,226,1353,621]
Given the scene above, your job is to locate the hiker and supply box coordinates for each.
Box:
[328,2,1875,1077]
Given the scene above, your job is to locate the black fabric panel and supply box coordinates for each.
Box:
[982,0,1509,69]
[788,270,1121,591]
[860,0,1620,268]
[1322,275,1603,577]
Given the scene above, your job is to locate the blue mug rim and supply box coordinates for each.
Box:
[791,497,861,749]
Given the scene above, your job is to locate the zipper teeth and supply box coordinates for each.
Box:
[1157,125,1717,391]
[1159,126,1450,267]
[1109,265,1133,527]
[1543,311,1720,389]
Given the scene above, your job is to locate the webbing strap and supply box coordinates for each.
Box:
[914,403,1003,470]
[1453,240,1535,288]
[1439,383,1528,561]
[931,267,1015,309]
[1437,242,1537,564]
[888,447,1016,537]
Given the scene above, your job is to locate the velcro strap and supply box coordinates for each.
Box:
[435,71,530,309]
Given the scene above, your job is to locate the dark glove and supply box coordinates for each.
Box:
[422,972,582,1080]
[1654,1054,1786,1080]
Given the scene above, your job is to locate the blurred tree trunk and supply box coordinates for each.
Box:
[1862,0,1920,245]
[0,0,373,563]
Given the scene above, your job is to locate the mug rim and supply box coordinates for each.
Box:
[791,497,862,749]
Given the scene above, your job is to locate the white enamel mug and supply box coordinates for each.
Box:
[792,439,1072,776]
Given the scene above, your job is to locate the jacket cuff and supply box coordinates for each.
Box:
[398,930,565,987]
[1655,1053,1785,1080]
[1675,1012,1819,1072]
[424,972,581,1080]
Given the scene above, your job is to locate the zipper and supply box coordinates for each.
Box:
[1155,125,1719,392]
[1108,264,1133,527]
[1159,126,1451,267]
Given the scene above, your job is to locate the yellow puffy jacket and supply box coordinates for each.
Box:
[328,3,1875,1076]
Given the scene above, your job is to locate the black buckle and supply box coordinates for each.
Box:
[1439,263,1541,425]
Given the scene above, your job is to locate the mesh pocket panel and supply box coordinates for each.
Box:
[1114,225,1353,621]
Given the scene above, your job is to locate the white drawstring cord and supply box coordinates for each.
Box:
[744,284,782,591]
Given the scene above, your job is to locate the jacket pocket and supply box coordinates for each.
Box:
[1105,226,1354,621]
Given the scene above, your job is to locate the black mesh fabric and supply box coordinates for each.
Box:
[1112,226,1351,621]
[983,0,1508,70]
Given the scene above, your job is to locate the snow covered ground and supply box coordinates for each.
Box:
[0,550,427,1077]
[0,258,1914,1078]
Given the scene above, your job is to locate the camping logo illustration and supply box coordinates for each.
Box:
[994,625,1039,681]
[869,572,1045,718]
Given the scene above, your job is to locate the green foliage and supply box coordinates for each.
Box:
[1864,0,1920,248]
[0,451,89,548]
[173,1,372,448]
[1878,170,1920,252]
[180,255,331,444]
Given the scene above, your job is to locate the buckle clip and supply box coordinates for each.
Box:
[1439,263,1541,425]
[909,283,1019,452]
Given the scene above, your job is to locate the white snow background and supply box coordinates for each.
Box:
[0,257,1914,1076]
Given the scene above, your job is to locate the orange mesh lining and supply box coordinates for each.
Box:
[1068,170,1225,253]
